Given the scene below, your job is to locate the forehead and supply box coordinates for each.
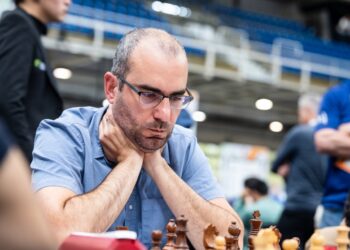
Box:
[127,39,188,92]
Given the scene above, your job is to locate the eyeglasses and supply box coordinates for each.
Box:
[119,77,193,110]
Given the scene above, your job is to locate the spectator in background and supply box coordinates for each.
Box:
[0,118,57,250]
[233,177,282,248]
[0,0,71,161]
[315,80,350,227]
[272,93,327,249]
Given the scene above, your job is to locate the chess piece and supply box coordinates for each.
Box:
[248,210,263,250]
[175,215,189,249]
[253,233,267,250]
[151,230,163,250]
[163,219,177,250]
[282,238,299,250]
[336,226,350,250]
[309,230,325,250]
[214,236,226,250]
[257,228,274,250]
[203,224,219,249]
[228,221,241,250]
[270,226,281,250]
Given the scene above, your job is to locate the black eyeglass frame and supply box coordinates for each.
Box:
[118,77,194,110]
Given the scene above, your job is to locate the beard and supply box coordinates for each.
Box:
[112,97,173,152]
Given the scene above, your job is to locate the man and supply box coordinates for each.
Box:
[272,93,327,249]
[31,28,243,249]
[0,119,57,250]
[0,0,70,161]
[234,177,282,249]
[315,80,350,227]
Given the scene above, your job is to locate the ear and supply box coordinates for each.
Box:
[104,72,119,104]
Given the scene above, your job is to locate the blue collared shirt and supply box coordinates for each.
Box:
[31,106,223,247]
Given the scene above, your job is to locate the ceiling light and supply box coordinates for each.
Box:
[53,67,72,80]
[269,121,283,133]
[151,1,191,17]
[255,98,273,111]
[192,111,206,122]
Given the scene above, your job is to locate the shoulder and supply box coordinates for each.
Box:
[0,9,35,41]
[323,81,350,101]
[37,106,101,136]
[1,9,30,28]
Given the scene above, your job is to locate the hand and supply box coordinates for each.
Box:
[339,123,350,135]
[277,163,290,177]
[99,110,143,163]
[143,149,166,176]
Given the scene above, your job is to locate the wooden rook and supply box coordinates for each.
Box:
[163,219,177,250]
[175,215,189,249]
[203,224,219,249]
[227,221,241,250]
[248,210,263,250]
[151,230,163,250]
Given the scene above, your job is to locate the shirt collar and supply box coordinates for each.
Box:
[18,7,48,35]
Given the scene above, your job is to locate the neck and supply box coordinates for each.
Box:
[19,2,49,24]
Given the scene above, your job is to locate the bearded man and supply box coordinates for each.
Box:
[31,28,243,249]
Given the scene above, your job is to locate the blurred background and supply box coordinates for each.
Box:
[2,0,349,200]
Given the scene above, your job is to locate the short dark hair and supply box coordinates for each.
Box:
[244,177,268,196]
[111,28,185,83]
[14,0,24,6]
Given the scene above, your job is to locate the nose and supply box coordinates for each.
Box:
[153,98,172,122]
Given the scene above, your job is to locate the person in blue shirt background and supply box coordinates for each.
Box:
[315,80,350,227]
[31,28,243,249]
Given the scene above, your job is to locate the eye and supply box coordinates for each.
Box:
[140,92,161,104]
[170,96,184,103]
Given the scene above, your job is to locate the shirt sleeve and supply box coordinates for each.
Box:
[271,128,297,173]
[0,13,36,161]
[182,135,224,201]
[31,120,85,194]
[315,87,342,131]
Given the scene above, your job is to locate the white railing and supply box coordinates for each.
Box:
[43,7,350,93]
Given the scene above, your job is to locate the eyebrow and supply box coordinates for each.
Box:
[137,84,187,96]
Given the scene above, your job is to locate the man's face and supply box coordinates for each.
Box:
[39,0,71,22]
[110,42,188,153]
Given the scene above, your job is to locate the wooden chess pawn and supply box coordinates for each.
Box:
[214,236,226,250]
[151,230,163,250]
[163,219,177,250]
[282,238,299,250]
[309,230,325,250]
[270,226,281,250]
[336,226,350,250]
[175,215,189,249]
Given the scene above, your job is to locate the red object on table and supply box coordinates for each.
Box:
[59,231,146,250]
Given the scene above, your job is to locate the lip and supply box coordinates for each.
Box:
[148,128,166,133]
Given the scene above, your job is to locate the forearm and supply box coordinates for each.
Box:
[48,157,143,242]
[315,129,350,158]
[148,161,243,249]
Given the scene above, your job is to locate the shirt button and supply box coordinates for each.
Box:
[129,205,133,210]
